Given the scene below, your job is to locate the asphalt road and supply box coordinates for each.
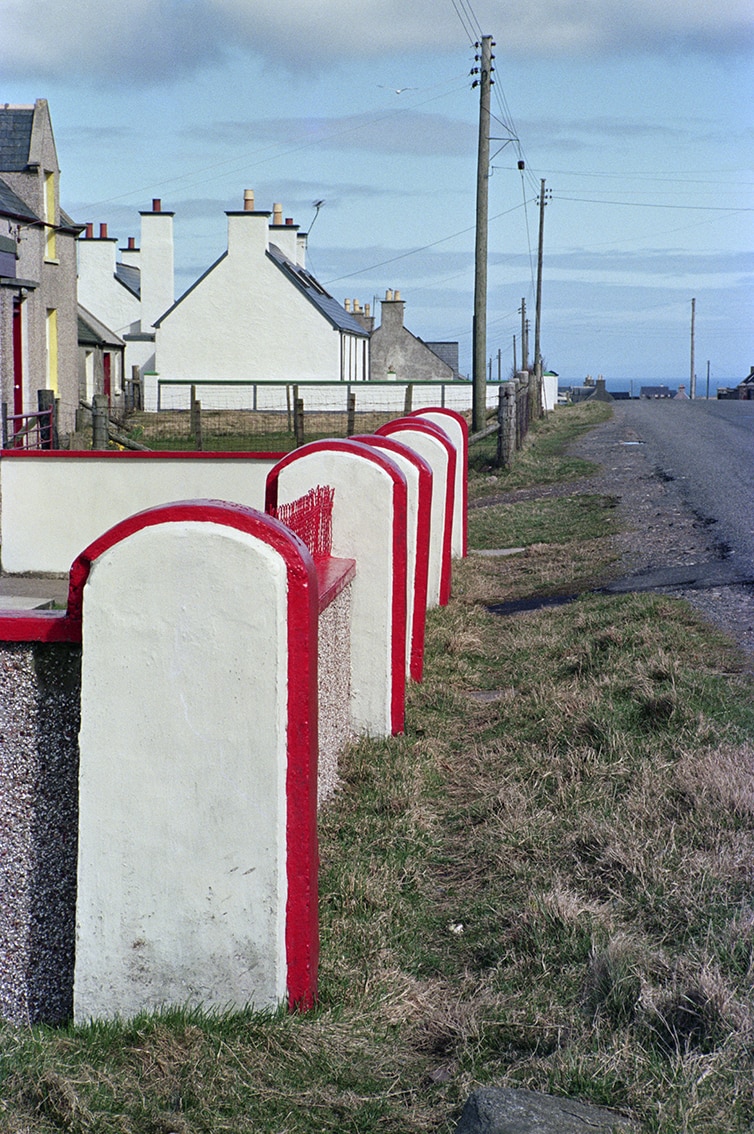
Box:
[618,398,754,575]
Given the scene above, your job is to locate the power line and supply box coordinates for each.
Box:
[324,200,528,285]
[553,195,752,212]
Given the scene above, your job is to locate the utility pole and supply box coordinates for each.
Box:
[472,35,494,432]
[512,334,517,376]
[519,298,528,372]
[690,297,696,399]
[533,178,550,419]
[706,359,710,400]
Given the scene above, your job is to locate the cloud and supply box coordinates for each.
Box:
[185,111,474,158]
[2,0,751,86]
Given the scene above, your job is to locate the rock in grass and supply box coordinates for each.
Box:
[454,1087,637,1133]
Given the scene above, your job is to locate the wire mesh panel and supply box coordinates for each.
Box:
[271,485,334,561]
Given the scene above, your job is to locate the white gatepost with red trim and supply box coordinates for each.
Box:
[409,408,468,558]
[73,501,319,1022]
[376,418,455,608]
[352,434,431,683]
[267,440,408,737]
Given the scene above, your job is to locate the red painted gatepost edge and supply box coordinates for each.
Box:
[266,439,408,736]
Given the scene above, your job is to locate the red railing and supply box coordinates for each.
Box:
[1,408,55,450]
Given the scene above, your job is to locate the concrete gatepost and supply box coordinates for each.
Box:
[375,418,455,608]
[267,440,408,737]
[352,434,431,683]
[72,501,320,1021]
[409,407,468,559]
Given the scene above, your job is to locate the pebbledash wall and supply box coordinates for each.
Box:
[0,409,467,1023]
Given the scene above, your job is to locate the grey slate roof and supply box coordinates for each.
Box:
[267,243,368,336]
[0,175,40,223]
[78,304,125,348]
[115,261,141,298]
[0,108,34,172]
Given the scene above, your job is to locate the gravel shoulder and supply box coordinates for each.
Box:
[572,403,754,668]
[473,402,754,669]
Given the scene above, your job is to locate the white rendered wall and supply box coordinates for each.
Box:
[273,450,400,736]
[75,521,288,1020]
[77,238,141,337]
[140,211,175,329]
[0,455,277,574]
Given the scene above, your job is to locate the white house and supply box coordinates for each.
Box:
[76,199,175,391]
[149,192,368,408]
[0,100,81,436]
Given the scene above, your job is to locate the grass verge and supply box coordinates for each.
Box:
[1,403,752,1133]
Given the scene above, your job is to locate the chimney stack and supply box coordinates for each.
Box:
[244,189,255,211]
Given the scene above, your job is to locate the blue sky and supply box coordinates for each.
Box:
[3,0,752,385]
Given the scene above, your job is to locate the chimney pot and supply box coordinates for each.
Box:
[365,303,371,318]
[85,222,93,239]
[99,223,108,239]
[152,198,161,212]
[273,202,283,225]
[386,289,393,301]
[244,189,255,211]
[285,217,293,225]
[127,236,136,250]
[394,290,401,301]
[344,299,351,311]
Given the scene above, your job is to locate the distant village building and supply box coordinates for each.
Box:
[0,99,81,434]
[639,385,673,399]
[77,200,176,403]
[79,193,370,410]
[718,366,754,400]
[368,290,457,383]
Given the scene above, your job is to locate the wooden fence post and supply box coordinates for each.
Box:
[294,397,305,447]
[38,389,58,449]
[403,383,413,415]
[91,394,109,450]
[194,401,203,450]
[347,392,356,436]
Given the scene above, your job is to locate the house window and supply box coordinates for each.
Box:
[44,171,57,261]
[46,308,58,396]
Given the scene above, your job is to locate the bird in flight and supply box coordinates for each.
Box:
[379,86,417,94]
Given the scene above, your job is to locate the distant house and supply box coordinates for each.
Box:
[737,366,754,400]
[78,305,125,407]
[146,193,369,408]
[0,99,81,436]
[77,199,175,398]
[369,290,456,383]
[639,385,673,399]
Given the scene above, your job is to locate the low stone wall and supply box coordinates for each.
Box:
[0,642,80,1025]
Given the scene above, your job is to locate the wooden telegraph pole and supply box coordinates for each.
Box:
[472,35,494,433]
[533,178,550,418]
[689,297,696,399]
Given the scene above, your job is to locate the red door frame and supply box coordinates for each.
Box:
[103,352,112,403]
[12,297,23,416]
